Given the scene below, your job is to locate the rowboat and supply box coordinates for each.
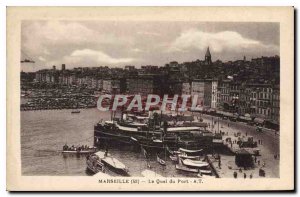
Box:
[157,155,166,166]
[178,154,201,160]
[62,146,97,154]
[199,169,212,175]
[179,148,203,154]
[141,169,163,177]
[181,159,209,168]
[175,164,199,173]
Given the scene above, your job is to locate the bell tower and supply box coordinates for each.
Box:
[205,47,212,65]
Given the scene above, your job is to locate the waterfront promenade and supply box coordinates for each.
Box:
[197,113,279,178]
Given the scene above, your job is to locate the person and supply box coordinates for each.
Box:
[233,171,237,178]
[218,159,221,169]
[244,173,247,179]
[104,147,108,157]
[254,156,257,163]
[258,160,260,165]
[63,144,68,151]
[250,173,253,179]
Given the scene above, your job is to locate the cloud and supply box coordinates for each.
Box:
[168,29,278,53]
[22,21,131,56]
[66,49,135,65]
[38,56,46,62]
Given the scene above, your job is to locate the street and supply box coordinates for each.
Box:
[196,113,280,178]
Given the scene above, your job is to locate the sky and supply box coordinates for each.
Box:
[21,21,279,72]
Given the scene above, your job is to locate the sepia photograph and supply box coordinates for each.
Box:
[7,7,294,191]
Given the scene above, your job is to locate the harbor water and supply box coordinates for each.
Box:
[21,109,190,177]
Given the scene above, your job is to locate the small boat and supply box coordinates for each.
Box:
[141,169,163,177]
[62,146,97,154]
[181,159,209,168]
[178,154,201,160]
[199,169,212,175]
[157,155,166,166]
[175,164,199,173]
[71,110,80,114]
[169,155,178,162]
[101,156,129,176]
[179,148,203,154]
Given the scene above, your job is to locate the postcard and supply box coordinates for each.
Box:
[7,6,294,191]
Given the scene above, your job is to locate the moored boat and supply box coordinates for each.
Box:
[86,153,105,174]
[101,155,129,176]
[175,164,199,173]
[178,153,201,160]
[179,148,203,155]
[181,159,209,168]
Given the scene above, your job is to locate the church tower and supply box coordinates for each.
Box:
[205,47,212,65]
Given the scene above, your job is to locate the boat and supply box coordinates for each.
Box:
[101,155,129,176]
[141,169,163,177]
[157,155,166,166]
[62,146,97,154]
[179,148,203,154]
[181,159,209,168]
[71,110,80,114]
[175,164,199,173]
[86,153,105,174]
[178,153,201,160]
[199,169,212,175]
[94,113,212,152]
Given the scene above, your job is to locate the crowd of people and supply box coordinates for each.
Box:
[62,144,94,152]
